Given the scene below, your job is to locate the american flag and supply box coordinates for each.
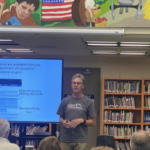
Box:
[42,0,74,21]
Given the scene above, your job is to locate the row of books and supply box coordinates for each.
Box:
[26,124,48,135]
[104,125,137,137]
[144,96,150,108]
[104,81,140,93]
[144,112,150,122]
[144,126,150,132]
[104,96,135,108]
[11,124,48,135]
[116,141,131,150]
[144,81,150,93]
[11,124,20,135]
[25,140,36,147]
[104,110,133,123]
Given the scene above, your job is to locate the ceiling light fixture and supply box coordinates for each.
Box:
[120,44,150,47]
[86,41,117,46]
[9,50,34,53]
[121,42,150,44]
[92,50,146,56]
[86,41,117,44]
[6,48,30,51]
[92,50,117,55]
[120,51,146,55]
[88,43,117,46]
[0,39,13,41]
[86,41,150,47]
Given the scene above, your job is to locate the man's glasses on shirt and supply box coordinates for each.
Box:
[72,82,82,85]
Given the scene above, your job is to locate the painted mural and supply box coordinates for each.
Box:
[0,0,150,27]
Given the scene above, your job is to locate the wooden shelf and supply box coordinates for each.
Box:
[144,109,150,110]
[103,123,141,125]
[143,123,150,125]
[144,94,150,95]
[104,108,141,110]
[101,78,144,138]
[104,93,141,95]
[114,137,131,140]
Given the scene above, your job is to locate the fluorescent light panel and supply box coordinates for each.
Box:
[120,51,146,55]
[9,50,34,53]
[121,53,145,55]
[86,41,117,44]
[0,39,12,41]
[92,50,117,55]
[6,48,30,51]
[86,41,150,47]
[92,50,146,55]
[88,43,117,46]
[120,44,150,47]
[86,41,117,46]
[121,42,150,44]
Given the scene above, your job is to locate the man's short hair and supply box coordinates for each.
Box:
[0,118,10,137]
[38,136,62,150]
[72,73,85,85]
[16,0,40,11]
[130,130,150,150]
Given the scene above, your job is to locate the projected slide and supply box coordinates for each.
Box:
[0,59,62,122]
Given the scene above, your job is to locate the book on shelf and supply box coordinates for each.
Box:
[104,125,137,138]
[26,140,35,146]
[26,124,48,135]
[115,141,131,150]
[104,110,133,123]
[144,96,150,108]
[12,124,20,136]
[144,126,150,132]
[104,96,135,108]
[144,81,150,94]
[144,112,150,123]
[11,124,48,136]
[104,80,140,93]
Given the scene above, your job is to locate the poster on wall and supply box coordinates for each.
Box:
[0,0,150,27]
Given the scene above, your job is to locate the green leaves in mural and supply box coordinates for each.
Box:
[94,0,108,5]
[4,0,16,9]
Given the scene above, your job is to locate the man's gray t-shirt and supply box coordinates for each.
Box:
[56,95,96,143]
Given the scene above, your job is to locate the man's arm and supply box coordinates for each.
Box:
[59,117,64,123]
[59,117,71,128]
[85,117,96,126]
[70,117,96,128]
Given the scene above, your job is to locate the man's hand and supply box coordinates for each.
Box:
[70,118,84,128]
[63,120,71,128]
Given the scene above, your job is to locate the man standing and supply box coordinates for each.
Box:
[130,130,150,150]
[0,118,20,150]
[57,73,96,150]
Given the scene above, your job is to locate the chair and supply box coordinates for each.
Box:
[96,135,116,150]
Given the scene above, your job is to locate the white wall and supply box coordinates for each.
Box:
[62,56,150,79]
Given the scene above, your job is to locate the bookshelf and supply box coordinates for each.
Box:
[9,123,55,150]
[143,79,150,134]
[101,78,144,150]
